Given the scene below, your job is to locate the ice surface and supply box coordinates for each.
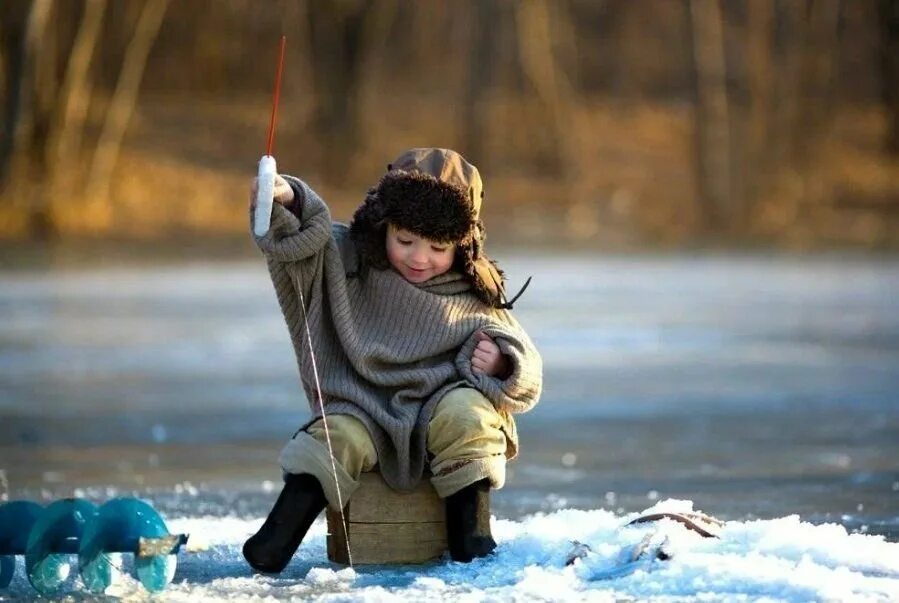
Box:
[2,253,898,600]
[3,500,896,602]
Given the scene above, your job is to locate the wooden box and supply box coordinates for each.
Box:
[326,472,447,564]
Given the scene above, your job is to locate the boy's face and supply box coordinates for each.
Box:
[385,223,456,283]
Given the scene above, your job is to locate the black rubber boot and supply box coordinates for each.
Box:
[445,478,497,562]
[242,473,328,573]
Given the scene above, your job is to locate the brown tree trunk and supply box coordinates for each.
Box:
[689,0,732,231]
[514,0,590,237]
[85,0,170,226]
[770,0,804,177]
[306,0,374,183]
[11,0,53,236]
[797,0,841,169]
[745,0,774,216]
[515,0,577,177]
[463,0,499,168]
[50,0,107,170]
[356,0,399,165]
[0,1,32,188]
[881,0,899,155]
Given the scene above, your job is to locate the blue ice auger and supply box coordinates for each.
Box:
[0,497,188,595]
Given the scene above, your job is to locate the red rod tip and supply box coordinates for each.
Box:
[265,36,287,156]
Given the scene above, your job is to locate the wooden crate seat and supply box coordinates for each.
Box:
[326,472,447,564]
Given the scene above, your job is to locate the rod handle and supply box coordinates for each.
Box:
[253,155,277,237]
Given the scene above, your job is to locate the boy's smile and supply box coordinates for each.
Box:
[386,224,456,283]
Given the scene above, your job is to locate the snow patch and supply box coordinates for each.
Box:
[3,501,897,601]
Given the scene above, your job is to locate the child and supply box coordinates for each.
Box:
[242,148,542,571]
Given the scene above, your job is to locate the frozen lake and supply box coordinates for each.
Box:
[1,250,898,542]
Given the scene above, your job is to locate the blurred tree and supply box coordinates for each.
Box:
[306,0,374,182]
[691,0,843,233]
[882,0,899,154]
[769,0,803,183]
[797,0,841,168]
[745,0,774,221]
[1,0,54,235]
[0,0,33,185]
[689,0,733,231]
[515,0,577,176]
[463,0,499,168]
[85,0,170,222]
[48,0,106,182]
[0,0,169,237]
[0,0,893,245]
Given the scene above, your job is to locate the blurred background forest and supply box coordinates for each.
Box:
[1,0,897,249]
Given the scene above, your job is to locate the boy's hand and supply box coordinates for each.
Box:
[249,174,294,209]
[471,331,511,378]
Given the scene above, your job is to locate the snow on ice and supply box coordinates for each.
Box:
[2,499,897,602]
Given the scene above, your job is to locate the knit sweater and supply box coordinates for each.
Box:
[252,177,543,491]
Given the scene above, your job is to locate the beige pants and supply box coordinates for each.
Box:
[278,388,508,510]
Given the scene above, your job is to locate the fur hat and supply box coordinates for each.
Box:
[349,148,519,308]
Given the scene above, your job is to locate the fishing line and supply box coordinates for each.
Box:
[298,288,353,568]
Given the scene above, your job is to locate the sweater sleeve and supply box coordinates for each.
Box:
[251,176,333,263]
[250,177,336,361]
[454,313,543,414]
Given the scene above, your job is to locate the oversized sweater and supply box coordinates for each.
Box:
[252,177,543,491]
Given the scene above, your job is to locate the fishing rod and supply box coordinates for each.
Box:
[251,36,353,567]
[253,35,286,237]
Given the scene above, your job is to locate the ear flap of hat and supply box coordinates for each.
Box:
[462,222,533,309]
[457,222,507,308]
[472,257,506,306]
